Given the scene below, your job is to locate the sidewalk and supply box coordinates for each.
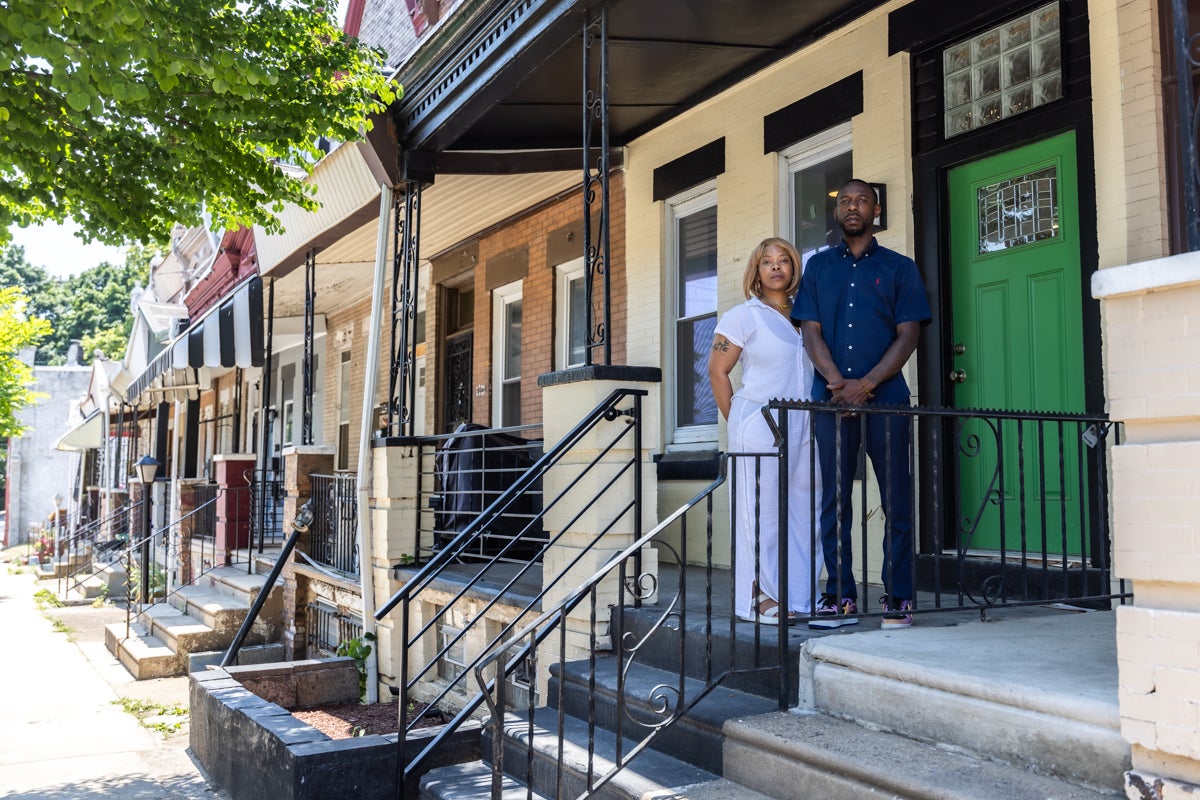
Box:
[0,564,230,800]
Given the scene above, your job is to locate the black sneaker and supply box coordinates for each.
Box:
[808,593,859,629]
[880,595,914,629]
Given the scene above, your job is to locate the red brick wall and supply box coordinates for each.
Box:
[465,173,627,428]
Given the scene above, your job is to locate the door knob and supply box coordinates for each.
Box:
[953,343,966,355]
[948,369,967,383]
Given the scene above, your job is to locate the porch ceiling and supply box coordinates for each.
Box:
[265,169,579,318]
[396,0,889,153]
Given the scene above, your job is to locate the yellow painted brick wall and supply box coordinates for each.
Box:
[624,8,917,431]
[1090,0,1170,268]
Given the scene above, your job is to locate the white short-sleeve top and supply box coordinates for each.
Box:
[713,296,814,404]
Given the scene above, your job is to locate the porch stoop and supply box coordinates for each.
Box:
[799,609,1129,792]
[103,565,286,680]
[419,603,1128,799]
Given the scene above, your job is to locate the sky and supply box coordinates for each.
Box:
[7,219,128,279]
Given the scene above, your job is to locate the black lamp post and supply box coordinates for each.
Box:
[134,455,160,604]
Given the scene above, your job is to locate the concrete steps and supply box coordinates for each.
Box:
[420,608,1128,799]
[104,564,284,679]
[801,610,1128,791]
[484,707,775,800]
[724,710,1124,800]
[548,657,777,775]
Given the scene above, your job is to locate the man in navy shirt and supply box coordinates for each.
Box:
[791,178,931,629]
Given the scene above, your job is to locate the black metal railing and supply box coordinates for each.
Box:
[374,388,647,792]
[307,600,365,658]
[416,423,545,566]
[58,500,135,598]
[474,452,798,799]
[771,400,1128,619]
[309,473,359,576]
[247,468,285,550]
[118,481,286,637]
[467,401,1124,799]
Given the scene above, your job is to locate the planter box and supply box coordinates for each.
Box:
[190,658,479,800]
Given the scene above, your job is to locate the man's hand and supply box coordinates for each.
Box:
[828,377,874,406]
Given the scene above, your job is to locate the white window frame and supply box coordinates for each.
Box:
[491,280,523,427]
[779,121,853,268]
[336,349,352,471]
[555,257,587,370]
[665,182,719,447]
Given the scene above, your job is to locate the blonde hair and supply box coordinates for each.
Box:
[742,237,802,300]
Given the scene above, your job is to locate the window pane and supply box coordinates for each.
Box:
[568,276,586,366]
[793,150,853,267]
[501,381,520,426]
[676,314,718,426]
[504,299,522,378]
[943,1,1061,137]
[677,207,717,318]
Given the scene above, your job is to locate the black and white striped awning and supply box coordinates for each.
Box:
[126,276,264,403]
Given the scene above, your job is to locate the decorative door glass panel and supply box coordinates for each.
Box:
[977,166,1059,253]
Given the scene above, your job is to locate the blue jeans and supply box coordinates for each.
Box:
[813,406,914,601]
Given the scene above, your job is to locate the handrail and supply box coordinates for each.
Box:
[373,386,648,791]
[119,489,272,638]
[376,388,645,618]
[220,502,312,667]
[471,457,767,799]
[57,500,137,597]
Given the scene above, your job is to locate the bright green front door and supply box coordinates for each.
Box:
[948,131,1085,555]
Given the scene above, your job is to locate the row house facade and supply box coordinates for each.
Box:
[85,0,1200,796]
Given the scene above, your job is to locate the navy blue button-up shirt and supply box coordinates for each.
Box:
[791,238,930,402]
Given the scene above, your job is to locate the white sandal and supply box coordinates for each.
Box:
[748,592,782,626]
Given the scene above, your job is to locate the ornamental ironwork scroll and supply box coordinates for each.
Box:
[582,5,612,366]
[387,181,423,437]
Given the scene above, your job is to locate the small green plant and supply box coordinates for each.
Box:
[113,697,189,736]
[336,631,377,701]
[398,553,415,566]
[90,582,111,608]
[125,562,167,600]
[33,588,64,608]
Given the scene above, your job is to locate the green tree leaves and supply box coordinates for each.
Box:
[0,286,51,437]
[0,0,398,248]
[0,243,152,364]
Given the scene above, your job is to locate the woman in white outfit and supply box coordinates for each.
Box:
[707,238,818,624]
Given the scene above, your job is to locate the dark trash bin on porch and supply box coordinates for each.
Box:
[429,423,544,561]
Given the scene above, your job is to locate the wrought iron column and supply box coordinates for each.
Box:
[1173,0,1200,251]
[582,4,612,365]
[302,249,316,445]
[387,181,423,437]
[258,279,276,551]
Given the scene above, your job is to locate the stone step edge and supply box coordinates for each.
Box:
[490,707,723,799]
[552,657,780,732]
[724,710,1124,800]
[804,638,1117,730]
[421,760,551,800]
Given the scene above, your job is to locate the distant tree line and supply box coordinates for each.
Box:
[0,242,153,365]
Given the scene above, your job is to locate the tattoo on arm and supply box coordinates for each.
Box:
[712,337,730,353]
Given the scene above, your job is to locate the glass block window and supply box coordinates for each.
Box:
[944,2,1062,137]
[978,166,1059,253]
